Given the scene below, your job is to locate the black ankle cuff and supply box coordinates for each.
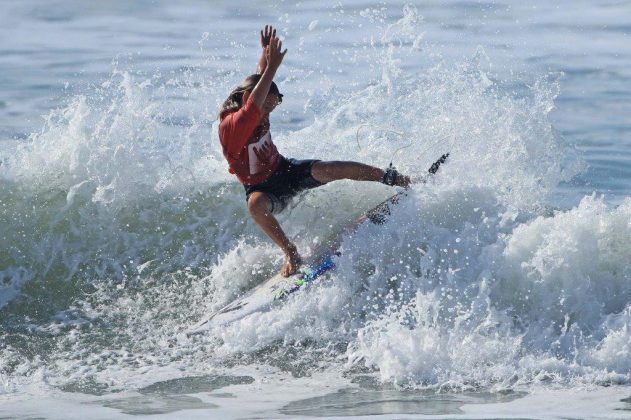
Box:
[382,167,398,186]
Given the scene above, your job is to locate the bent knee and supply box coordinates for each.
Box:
[247,193,272,216]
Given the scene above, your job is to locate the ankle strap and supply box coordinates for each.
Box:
[382,166,399,186]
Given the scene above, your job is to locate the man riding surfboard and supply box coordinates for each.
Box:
[218,25,411,277]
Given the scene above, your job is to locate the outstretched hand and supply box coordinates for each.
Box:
[250,34,288,108]
[265,36,287,72]
[260,25,276,48]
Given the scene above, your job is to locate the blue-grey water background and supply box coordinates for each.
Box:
[1,0,630,418]
[2,0,629,202]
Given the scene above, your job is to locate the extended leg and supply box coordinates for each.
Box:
[247,191,301,277]
[311,161,410,186]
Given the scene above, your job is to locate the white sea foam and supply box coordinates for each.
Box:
[1,2,630,417]
[344,194,631,387]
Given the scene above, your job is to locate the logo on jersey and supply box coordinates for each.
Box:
[247,131,278,175]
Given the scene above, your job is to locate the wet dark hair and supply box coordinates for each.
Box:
[219,74,282,120]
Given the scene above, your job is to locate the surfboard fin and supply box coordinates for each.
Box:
[429,153,449,174]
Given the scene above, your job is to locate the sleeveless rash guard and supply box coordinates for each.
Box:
[219,99,282,186]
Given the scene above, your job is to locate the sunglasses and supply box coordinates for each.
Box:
[265,93,283,106]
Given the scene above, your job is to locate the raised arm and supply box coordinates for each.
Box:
[247,36,287,109]
[256,25,276,74]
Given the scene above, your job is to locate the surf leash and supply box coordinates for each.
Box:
[355,123,452,164]
[382,152,449,186]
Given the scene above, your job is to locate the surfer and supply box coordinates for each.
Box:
[218,25,410,277]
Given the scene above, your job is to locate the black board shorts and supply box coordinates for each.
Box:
[244,158,323,214]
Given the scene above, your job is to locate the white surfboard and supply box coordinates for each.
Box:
[186,191,403,336]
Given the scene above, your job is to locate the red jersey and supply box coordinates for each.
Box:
[218,99,282,185]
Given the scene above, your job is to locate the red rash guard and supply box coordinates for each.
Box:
[218,99,282,185]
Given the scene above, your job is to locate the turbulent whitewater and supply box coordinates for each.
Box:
[1,1,630,417]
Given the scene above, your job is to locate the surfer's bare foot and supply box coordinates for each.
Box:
[395,174,411,188]
[281,244,301,277]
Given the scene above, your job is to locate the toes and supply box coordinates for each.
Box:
[281,261,298,277]
[396,175,411,187]
[281,263,290,277]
